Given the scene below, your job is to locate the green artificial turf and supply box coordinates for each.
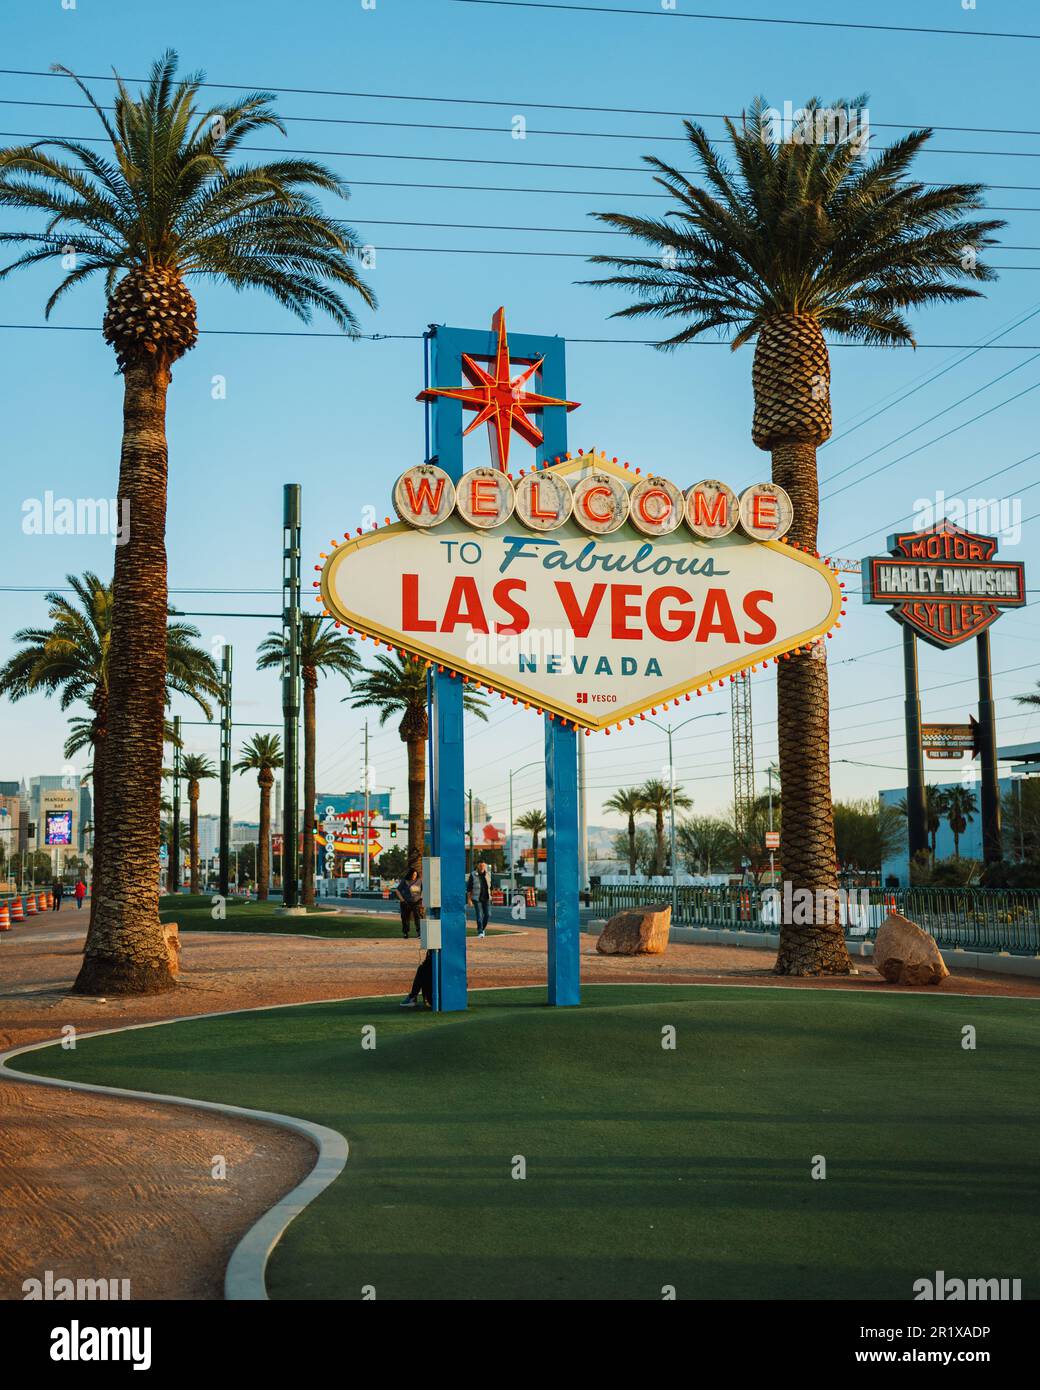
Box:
[12,985,1039,1301]
[159,895,503,939]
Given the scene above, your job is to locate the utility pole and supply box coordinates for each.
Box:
[282,483,302,908]
[171,715,181,894]
[977,630,1002,863]
[902,626,929,863]
[362,721,370,886]
[767,763,778,885]
[218,645,232,897]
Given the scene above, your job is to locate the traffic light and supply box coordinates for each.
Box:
[390,822,397,839]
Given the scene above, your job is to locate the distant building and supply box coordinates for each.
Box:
[231,821,260,849]
[197,814,220,862]
[315,791,391,820]
[880,773,1031,885]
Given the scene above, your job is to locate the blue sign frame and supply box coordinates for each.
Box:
[423,319,580,1010]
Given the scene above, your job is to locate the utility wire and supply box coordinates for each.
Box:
[451,0,1040,42]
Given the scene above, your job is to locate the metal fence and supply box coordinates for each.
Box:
[590,883,1040,956]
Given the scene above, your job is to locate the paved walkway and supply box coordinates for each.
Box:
[1,918,1036,1300]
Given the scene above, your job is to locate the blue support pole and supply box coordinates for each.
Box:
[431,669,467,1011]
[545,718,580,1006]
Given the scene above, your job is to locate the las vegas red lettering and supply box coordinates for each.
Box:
[402,573,775,645]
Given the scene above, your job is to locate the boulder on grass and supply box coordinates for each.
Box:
[873,911,949,986]
[162,922,181,978]
[596,904,671,956]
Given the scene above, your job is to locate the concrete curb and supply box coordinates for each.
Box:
[0,995,379,1300]
[585,919,1040,978]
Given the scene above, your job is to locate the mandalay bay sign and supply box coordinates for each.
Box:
[317,451,844,732]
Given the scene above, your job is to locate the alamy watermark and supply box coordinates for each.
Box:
[761,101,870,151]
[22,492,130,545]
[913,491,1021,546]
[761,882,871,932]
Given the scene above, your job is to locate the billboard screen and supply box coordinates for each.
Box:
[44,810,73,846]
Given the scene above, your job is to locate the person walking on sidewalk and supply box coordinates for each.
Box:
[74,879,87,910]
[51,879,64,912]
[466,861,492,938]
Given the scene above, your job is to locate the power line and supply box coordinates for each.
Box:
[5,129,1040,207]
[10,323,1040,351]
[6,104,1040,164]
[819,351,1040,489]
[2,68,1039,138]
[826,442,1040,553]
[451,0,1040,42]
[821,376,1040,503]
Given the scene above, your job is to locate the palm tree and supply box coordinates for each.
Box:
[348,653,487,869]
[896,785,944,858]
[585,96,1001,974]
[0,53,374,994]
[515,810,547,873]
[638,778,693,876]
[234,735,283,900]
[180,754,216,893]
[677,815,735,877]
[257,615,359,905]
[603,787,646,875]
[0,573,218,933]
[941,786,977,858]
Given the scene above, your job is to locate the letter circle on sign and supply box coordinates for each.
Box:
[629,475,684,537]
[456,467,516,529]
[738,482,793,541]
[685,479,739,538]
[573,472,630,535]
[394,464,456,528]
[514,471,573,531]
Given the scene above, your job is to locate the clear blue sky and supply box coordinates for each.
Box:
[1,0,1039,831]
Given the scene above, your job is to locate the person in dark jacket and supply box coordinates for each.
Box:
[466,861,492,938]
[52,879,64,911]
[395,866,423,939]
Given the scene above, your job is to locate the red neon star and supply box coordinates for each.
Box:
[417,306,580,472]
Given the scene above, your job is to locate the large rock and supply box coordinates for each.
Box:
[596,904,671,956]
[873,911,949,986]
[162,922,181,978]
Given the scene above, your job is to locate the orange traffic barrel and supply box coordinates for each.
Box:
[10,896,24,922]
[24,893,37,917]
[39,892,48,912]
[45,890,53,909]
[0,900,10,931]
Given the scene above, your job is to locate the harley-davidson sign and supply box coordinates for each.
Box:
[862,522,1025,648]
[318,452,843,732]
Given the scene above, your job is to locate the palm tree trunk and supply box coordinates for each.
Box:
[74,363,176,995]
[771,439,850,976]
[655,809,665,876]
[301,677,317,905]
[258,774,272,900]
[189,785,200,894]
[627,814,636,875]
[85,725,106,942]
[406,734,425,869]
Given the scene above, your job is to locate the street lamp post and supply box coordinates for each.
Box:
[508,760,543,897]
[643,711,726,922]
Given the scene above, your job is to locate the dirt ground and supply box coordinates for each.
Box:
[2,916,1037,1301]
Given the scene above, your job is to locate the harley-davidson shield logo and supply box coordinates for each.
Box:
[862,522,1026,649]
